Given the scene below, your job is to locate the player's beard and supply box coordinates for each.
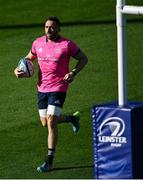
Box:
[46,32,59,41]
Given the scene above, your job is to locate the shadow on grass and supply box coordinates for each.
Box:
[53,165,94,171]
[0,18,143,29]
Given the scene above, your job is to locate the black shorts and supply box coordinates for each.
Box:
[38,92,66,109]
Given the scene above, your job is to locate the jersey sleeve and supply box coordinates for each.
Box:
[67,40,80,57]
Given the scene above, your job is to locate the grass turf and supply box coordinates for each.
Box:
[0,0,143,178]
[0,24,96,179]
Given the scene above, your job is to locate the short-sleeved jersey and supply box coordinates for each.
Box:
[31,35,79,93]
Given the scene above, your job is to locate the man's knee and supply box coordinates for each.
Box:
[40,117,47,127]
[47,115,58,129]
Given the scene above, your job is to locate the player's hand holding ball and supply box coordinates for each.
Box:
[14,58,34,78]
[14,67,28,78]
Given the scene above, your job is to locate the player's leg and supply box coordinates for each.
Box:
[37,92,54,172]
[57,112,80,133]
[46,109,60,169]
[37,106,61,172]
[37,93,64,172]
[47,114,59,149]
[38,105,80,133]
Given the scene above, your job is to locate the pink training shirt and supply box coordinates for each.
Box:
[31,36,80,93]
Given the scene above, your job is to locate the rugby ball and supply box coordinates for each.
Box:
[18,58,34,77]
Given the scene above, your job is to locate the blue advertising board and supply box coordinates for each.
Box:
[92,102,143,179]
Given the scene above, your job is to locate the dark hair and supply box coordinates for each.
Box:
[46,16,61,26]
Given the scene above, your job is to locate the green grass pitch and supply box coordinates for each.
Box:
[0,0,143,178]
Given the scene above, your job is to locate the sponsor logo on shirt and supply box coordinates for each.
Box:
[55,48,62,54]
[38,47,43,52]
